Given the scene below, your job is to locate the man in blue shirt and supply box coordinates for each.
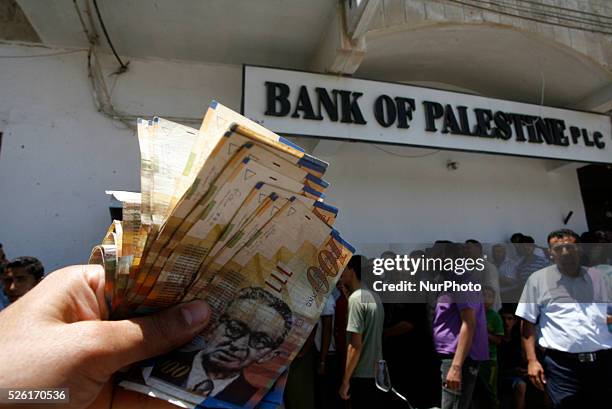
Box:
[515,235,549,283]
[516,229,611,409]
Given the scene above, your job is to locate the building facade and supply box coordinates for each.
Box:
[0,0,610,269]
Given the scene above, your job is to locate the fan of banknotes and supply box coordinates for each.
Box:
[89,101,354,409]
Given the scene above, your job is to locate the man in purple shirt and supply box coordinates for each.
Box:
[432,244,489,409]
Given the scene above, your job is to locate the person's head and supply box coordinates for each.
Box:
[339,254,366,291]
[515,235,535,257]
[431,240,451,258]
[482,285,495,310]
[491,244,506,265]
[580,231,597,244]
[547,229,581,274]
[510,233,524,243]
[3,256,44,303]
[380,251,396,260]
[201,287,292,376]
[444,242,462,260]
[0,243,6,264]
[464,239,482,259]
[409,250,425,259]
[499,304,518,334]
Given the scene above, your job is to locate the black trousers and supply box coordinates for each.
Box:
[543,349,612,409]
[350,377,387,409]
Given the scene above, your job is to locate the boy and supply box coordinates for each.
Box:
[474,286,504,409]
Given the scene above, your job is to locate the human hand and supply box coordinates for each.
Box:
[527,359,546,391]
[338,380,350,400]
[444,364,462,391]
[0,265,211,408]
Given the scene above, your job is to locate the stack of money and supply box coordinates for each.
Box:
[89,102,354,409]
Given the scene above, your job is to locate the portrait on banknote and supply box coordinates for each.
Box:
[150,286,293,406]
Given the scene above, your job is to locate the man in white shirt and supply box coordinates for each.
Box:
[515,229,612,409]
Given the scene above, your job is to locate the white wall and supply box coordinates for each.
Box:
[316,142,588,253]
[0,44,241,271]
[0,43,588,272]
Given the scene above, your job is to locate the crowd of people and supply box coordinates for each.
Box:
[284,229,612,409]
[0,228,610,409]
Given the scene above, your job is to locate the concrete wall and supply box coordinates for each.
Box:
[317,142,588,252]
[0,43,241,271]
[371,0,612,70]
[0,42,588,271]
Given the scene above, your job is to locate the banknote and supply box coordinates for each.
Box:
[142,118,200,228]
[130,118,330,310]
[173,101,327,210]
[203,182,337,272]
[89,241,117,309]
[90,102,354,409]
[103,191,146,309]
[134,145,324,313]
[140,102,327,274]
[130,112,328,309]
[143,199,354,409]
[119,366,289,409]
[137,119,154,228]
[183,190,339,301]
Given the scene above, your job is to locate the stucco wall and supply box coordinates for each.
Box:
[368,0,612,70]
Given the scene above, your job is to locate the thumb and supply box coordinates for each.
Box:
[87,300,211,372]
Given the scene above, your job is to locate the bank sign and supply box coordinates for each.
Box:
[242,66,612,164]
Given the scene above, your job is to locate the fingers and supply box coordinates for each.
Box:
[530,376,543,391]
[539,371,547,386]
[338,385,350,400]
[535,369,547,391]
[5,265,107,323]
[85,300,211,372]
[529,370,545,391]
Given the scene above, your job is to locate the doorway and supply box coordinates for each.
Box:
[577,164,612,231]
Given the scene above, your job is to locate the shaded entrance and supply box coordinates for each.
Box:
[578,164,612,231]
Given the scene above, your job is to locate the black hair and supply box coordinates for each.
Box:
[230,286,293,347]
[510,233,524,243]
[547,229,580,245]
[347,254,367,281]
[499,303,518,315]
[465,239,482,251]
[518,235,535,244]
[6,256,44,280]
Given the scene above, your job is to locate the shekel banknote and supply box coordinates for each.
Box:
[138,101,327,279]
[143,199,354,409]
[133,143,325,313]
[103,191,146,309]
[130,111,328,310]
[183,188,339,301]
[138,118,200,228]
